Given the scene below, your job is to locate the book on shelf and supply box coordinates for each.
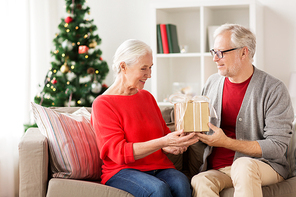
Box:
[157,23,180,54]
[157,24,163,54]
[159,24,170,54]
[166,24,180,53]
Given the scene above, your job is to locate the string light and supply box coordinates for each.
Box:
[85,55,89,58]
[62,53,65,57]
[95,70,99,74]
[71,65,75,69]
[77,42,80,45]
[64,23,69,27]
[77,100,81,104]
[53,70,57,73]
[67,81,70,85]
[84,34,88,38]
[75,26,79,30]
[66,29,70,33]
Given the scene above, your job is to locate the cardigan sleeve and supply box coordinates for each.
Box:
[256,81,294,160]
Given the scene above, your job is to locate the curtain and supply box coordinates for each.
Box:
[0,0,61,196]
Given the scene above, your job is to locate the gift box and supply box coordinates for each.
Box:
[173,98,210,132]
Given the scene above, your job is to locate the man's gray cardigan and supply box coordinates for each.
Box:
[201,66,294,179]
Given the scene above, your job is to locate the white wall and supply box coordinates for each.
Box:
[37,0,296,94]
[258,0,296,87]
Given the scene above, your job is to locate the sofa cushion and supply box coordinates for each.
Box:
[47,178,134,197]
[31,103,101,180]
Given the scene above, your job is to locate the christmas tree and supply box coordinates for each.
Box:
[34,0,109,108]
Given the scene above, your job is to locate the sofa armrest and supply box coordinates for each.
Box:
[19,128,49,197]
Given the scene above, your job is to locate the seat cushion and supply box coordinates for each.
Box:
[47,178,134,197]
[220,176,296,197]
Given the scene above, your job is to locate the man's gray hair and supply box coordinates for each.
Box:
[214,24,256,63]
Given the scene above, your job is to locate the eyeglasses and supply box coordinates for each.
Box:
[210,47,242,59]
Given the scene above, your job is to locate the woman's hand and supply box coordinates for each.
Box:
[133,130,199,160]
[164,129,200,147]
[162,146,187,155]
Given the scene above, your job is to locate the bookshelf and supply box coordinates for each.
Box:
[150,0,263,106]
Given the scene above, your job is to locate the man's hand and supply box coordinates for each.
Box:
[196,122,262,157]
[196,122,230,147]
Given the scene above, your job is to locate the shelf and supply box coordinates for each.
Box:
[157,102,174,107]
[156,53,201,58]
[151,0,263,103]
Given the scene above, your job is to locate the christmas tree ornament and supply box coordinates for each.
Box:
[51,78,57,84]
[89,40,97,48]
[88,48,94,54]
[78,45,89,54]
[91,75,102,93]
[65,16,73,23]
[60,63,70,73]
[87,67,95,74]
[62,40,73,50]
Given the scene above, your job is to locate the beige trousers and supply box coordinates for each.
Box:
[191,157,284,197]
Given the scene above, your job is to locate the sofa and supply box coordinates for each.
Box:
[19,106,296,197]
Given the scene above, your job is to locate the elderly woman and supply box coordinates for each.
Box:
[91,39,199,197]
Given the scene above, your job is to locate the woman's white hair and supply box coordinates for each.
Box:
[214,24,256,63]
[112,39,152,77]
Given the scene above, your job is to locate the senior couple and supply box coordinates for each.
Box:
[90,24,294,197]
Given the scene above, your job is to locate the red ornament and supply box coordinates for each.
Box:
[78,45,89,54]
[99,57,103,61]
[102,83,108,88]
[51,78,57,84]
[65,16,73,23]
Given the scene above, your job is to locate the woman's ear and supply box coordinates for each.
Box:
[120,62,127,73]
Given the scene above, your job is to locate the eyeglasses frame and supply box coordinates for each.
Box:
[210,47,243,59]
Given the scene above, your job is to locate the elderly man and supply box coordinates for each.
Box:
[191,24,294,197]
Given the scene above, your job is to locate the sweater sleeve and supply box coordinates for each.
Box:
[91,98,135,165]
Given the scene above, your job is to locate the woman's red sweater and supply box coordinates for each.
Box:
[91,89,175,184]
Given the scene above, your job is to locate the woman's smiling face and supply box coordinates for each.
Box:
[124,52,153,90]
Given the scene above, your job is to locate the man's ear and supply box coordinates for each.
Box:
[241,46,249,60]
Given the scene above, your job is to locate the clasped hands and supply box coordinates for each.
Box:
[162,123,229,155]
[162,129,200,155]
